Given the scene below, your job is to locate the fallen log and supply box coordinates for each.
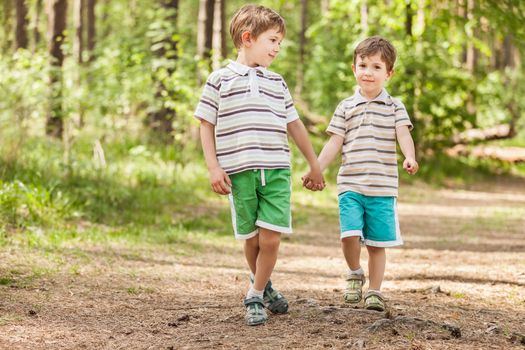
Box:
[446,145,525,163]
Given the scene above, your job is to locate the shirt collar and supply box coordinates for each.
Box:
[226,60,268,76]
[353,88,391,105]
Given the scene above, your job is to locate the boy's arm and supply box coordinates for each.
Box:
[200,120,232,194]
[318,134,344,172]
[396,125,418,175]
[287,119,325,190]
[303,133,343,189]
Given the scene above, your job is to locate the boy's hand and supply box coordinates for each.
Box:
[208,166,232,195]
[403,158,419,175]
[302,169,325,191]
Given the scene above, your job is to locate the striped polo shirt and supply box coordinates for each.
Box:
[194,60,299,175]
[327,89,413,197]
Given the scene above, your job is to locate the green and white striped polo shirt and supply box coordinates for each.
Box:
[195,60,299,175]
[327,89,413,197]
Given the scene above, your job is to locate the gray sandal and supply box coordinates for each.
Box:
[244,296,268,326]
[364,290,386,311]
[344,273,365,304]
[249,276,289,314]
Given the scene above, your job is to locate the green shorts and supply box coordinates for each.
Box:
[228,168,292,239]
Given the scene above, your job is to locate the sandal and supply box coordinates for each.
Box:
[364,290,386,311]
[344,273,365,304]
[244,296,268,326]
[249,276,289,314]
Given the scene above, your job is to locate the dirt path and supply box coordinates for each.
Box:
[1,183,524,349]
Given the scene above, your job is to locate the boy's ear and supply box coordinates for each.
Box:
[241,31,253,47]
[387,69,395,79]
[351,64,356,75]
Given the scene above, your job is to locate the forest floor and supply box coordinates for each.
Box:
[0,180,524,349]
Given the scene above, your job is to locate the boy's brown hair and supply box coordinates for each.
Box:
[229,4,286,49]
[354,36,397,71]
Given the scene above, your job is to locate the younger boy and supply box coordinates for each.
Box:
[304,36,418,311]
[195,5,324,326]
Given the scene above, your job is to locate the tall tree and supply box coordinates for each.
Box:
[46,0,68,138]
[360,0,368,35]
[296,0,308,95]
[86,0,96,62]
[212,0,226,69]
[32,0,43,51]
[74,0,85,64]
[147,0,179,136]
[15,0,29,49]
[197,0,214,61]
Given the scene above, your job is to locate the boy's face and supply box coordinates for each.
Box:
[242,28,283,67]
[352,53,393,98]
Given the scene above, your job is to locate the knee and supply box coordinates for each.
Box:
[259,232,281,251]
[367,246,385,255]
[245,235,259,249]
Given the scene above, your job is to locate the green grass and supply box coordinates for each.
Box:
[1,133,524,254]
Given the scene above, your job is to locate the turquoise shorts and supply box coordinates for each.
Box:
[338,191,403,247]
[228,169,292,240]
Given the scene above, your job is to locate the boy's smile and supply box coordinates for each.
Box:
[352,53,393,100]
[238,28,283,68]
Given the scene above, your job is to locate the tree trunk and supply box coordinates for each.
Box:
[46,0,68,138]
[503,35,514,68]
[464,0,476,72]
[32,0,43,51]
[147,0,179,137]
[405,0,413,36]
[74,0,85,64]
[360,0,368,35]
[197,0,214,60]
[211,0,225,69]
[15,0,29,49]
[295,0,307,95]
[87,0,96,62]
[321,0,329,15]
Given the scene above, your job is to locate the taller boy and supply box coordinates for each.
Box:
[195,5,324,326]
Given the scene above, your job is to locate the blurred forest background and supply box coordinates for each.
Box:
[0,0,525,235]
[1,1,525,348]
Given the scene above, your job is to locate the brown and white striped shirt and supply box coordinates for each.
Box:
[327,89,413,197]
[194,60,299,175]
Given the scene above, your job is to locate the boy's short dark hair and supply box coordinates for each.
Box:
[229,4,286,49]
[354,36,397,71]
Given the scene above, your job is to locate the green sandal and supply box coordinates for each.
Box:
[344,273,365,304]
[244,296,268,326]
[249,276,289,314]
[364,290,386,311]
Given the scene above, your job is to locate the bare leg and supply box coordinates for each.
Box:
[252,227,281,291]
[366,245,386,290]
[244,234,259,275]
[341,236,362,270]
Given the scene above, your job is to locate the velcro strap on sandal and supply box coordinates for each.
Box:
[365,290,385,301]
[346,274,365,282]
[244,297,265,307]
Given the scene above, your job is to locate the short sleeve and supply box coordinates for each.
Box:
[282,81,300,123]
[194,71,221,125]
[326,101,346,137]
[393,99,413,130]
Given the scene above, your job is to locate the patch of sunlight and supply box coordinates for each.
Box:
[437,189,525,203]
[399,203,525,220]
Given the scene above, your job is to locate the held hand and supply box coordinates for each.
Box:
[302,169,326,191]
[209,166,232,195]
[403,158,419,175]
